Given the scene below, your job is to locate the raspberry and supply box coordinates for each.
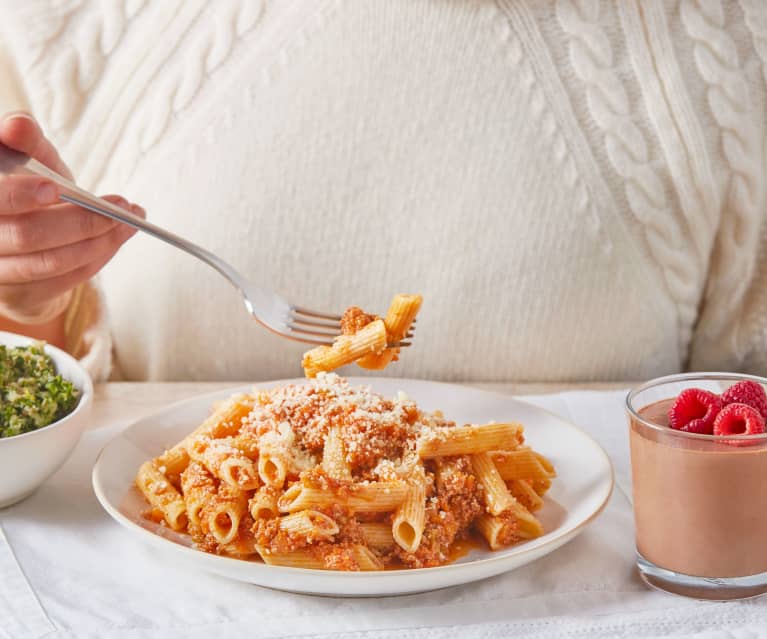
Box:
[713,403,766,437]
[668,388,723,434]
[721,380,767,420]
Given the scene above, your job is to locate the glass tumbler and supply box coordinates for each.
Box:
[626,373,767,600]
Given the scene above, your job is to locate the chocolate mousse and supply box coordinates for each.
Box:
[630,398,767,578]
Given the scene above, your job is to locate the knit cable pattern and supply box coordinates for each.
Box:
[492,0,612,255]
[734,0,767,368]
[557,0,699,348]
[26,0,150,134]
[133,0,264,153]
[682,0,765,345]
[740,0,767,86]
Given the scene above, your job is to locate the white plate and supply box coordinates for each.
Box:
[93,377,613,596]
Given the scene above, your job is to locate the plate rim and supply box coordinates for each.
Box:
[92,377,615,581]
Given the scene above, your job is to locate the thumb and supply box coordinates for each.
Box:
[0,112,73,180]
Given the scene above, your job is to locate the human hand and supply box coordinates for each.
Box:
[0,112,143,324]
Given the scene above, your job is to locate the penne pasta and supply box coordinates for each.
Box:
[534,451,556,475]
[136,461,188,531]
[471,452,516,516]
[302,319,388,377]
[508,501,545,539]
[321,427,352,481]
[507,479,544,512]
[256,546,326,570]
[278,480,408,513]
[357,294,422,370]
[256,543,382,571]
[475,513,520,550]
[278,510,339,541]
[188,436,260,490]
[417,423,523,458]
[155,394,255,481]
[258,452,287,487]
[249,486,280,520]
[219,524,258,558]
[353,544,384,570]
[491,447,556,481]
[532,476,552,496]
[219,456,260,490]
[360,522,396,551]
[180,461,217,529]
[135,371,555,570]
[207,485,248,545]
[222,433,260,460]
[392,469,426,553]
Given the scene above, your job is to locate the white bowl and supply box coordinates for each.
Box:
[0,331,93,508]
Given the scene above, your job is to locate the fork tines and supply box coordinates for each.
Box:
[287,307,414,347]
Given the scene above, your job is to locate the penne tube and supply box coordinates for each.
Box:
[322,427,352,481]
[417,423,523,458]
[207,486,248,545]
[188,437,260,490]
[475,513,520,550]
[510,501,545,539]
[278,510,339,541]
[154,394,255,479]
[532,476,552,496]
[507,479,544,512]
[249,486,280,520]
[278,480,408,513]
[136,461,188,531]
[491,448,556,481]
[534,451,556,475]
[472,452,516,516]
[359,522,396,551]
[222,433,260,460]
[357,294,422,370]
[256,544,381,570]
[302,319,388,377]
[180,461,217,528]
[256,546,327,569]
[258,452,287,487]
[392,470,426,553]
[352,544,384,570]
[219,456,260,490]
[219,527,258,558]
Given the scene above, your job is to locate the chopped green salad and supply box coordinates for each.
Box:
[0,343,80,438]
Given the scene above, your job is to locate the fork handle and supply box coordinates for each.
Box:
[0,143,244,292]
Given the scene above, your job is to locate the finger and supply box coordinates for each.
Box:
[0,112,73,179]
[0,195,139,256]
[0,174,60,215]
[0,195,136,256]
[0,221,137,284]
[0,248,121,318]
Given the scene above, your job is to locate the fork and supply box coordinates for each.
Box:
[0,144,412,347]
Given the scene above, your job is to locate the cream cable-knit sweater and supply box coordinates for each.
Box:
[1,0,765,382]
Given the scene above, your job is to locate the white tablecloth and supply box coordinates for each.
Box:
[1,389,766,639]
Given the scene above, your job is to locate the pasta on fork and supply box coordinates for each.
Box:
[302,293,422,377]
[135,373,556,570]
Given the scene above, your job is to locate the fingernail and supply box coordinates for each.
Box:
[36,182,58,204]
[130,204,146,218]
[3,112,34,124]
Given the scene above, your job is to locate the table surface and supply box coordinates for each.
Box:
[91,380,631,426]
[6,379,767,639]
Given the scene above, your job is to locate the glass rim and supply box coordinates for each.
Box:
[625,371,767,442]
